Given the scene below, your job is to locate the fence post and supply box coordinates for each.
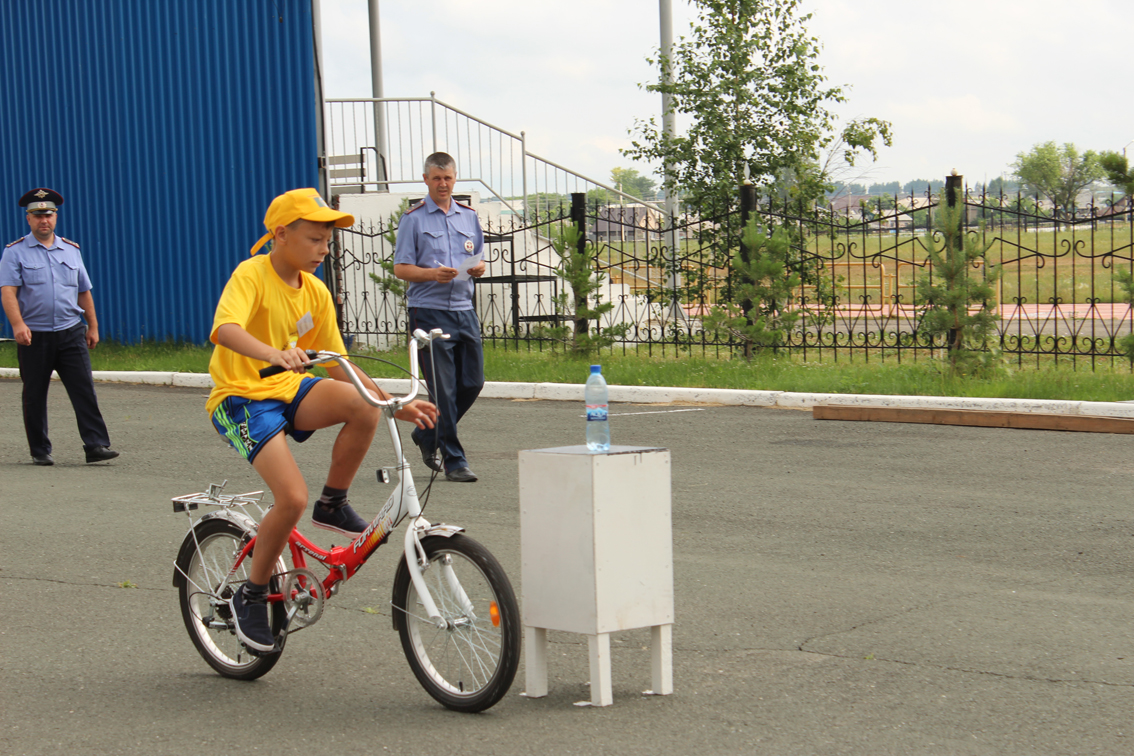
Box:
[738,182,758,358]
[571,192,589,339]
[945,172,964,353]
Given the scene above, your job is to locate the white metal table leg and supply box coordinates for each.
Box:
[649,623,673,695]
[588,632,613,706]
[524,626,548,698]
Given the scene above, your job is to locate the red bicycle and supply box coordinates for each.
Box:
[171,329,520,713]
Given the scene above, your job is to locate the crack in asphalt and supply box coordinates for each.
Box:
[10,575,168,590]
[793,583,1133,688]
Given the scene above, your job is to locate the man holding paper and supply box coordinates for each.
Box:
[393,151,486,483]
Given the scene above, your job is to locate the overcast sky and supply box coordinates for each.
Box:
[319,0,1133,191]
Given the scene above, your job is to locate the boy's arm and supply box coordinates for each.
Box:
[215,322,312,373]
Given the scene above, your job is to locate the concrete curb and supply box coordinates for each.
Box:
[3,367,1132,418]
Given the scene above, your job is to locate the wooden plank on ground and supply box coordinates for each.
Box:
[812,405,1134,434]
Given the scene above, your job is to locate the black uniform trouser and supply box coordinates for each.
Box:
[408,307,484,473]
[17,323,111,457]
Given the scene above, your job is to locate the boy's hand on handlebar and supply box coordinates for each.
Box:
[395,399,439,429]
[270,347,313,374]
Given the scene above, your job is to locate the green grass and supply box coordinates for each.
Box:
[6,338,1131,403]
[476,347,1134,402]
[0,339,218,373]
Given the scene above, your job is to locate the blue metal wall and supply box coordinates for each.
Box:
[0,0,321,343]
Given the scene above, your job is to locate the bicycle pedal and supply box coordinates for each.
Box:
[240,638,281,657]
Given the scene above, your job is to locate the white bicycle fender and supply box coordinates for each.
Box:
[421,523,464,538]
[196,508,259,534]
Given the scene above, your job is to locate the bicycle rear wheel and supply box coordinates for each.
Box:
[392,534,521,712]
[175,518,287,680]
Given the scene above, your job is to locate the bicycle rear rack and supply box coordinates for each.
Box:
[172,481,265,513]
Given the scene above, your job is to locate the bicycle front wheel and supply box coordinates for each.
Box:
[176,518,287,680]
[392,534,521,712]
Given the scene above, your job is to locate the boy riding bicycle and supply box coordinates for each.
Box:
[206,188,438,653]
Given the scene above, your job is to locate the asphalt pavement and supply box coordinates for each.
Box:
[2,377,1133,755]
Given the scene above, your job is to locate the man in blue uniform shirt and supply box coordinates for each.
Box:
[394,152,485,482]
[0,188,118,466]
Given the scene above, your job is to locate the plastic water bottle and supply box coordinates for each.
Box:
[585,365,610,452]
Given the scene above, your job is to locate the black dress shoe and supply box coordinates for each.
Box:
[445,467,478,483]
[32,453,54,466]
[85,446,120,464]
[411,434,443,472]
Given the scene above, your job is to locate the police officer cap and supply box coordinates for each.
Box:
[19,187,64,215]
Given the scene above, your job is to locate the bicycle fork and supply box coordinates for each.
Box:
[382,421,472,629]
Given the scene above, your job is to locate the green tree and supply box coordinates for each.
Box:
[701,216,801,359]
[624,0,891,223]
[1011,141,1104,212]
[610,167,656,200]
[915,200,1001,375]
[867,181,901,196]
[544,224,629,355]
[588,167,659,206]
[985,176,1019,196]
[369,200,412,305]
[902,178,944,195]
[1098,151,1134,197]
[1114,267,1134,362]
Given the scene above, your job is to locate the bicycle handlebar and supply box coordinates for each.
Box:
[258,350,320,379]
[256,329,449,409]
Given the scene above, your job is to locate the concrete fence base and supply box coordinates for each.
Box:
[3,367,1132,418]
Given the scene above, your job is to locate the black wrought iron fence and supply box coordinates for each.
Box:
[330,184,1134,369]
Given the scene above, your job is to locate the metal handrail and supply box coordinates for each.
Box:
[323,94,664,218]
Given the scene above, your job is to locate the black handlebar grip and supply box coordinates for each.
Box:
[258,350,320,379]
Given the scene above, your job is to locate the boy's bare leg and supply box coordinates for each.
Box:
[249,433,308,585]
[243,380,380,585]
[292,379,380,489]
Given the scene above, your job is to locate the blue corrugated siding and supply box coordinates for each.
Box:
[1,0,320,343]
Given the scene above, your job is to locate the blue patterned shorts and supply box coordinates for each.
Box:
[211,377,323,463]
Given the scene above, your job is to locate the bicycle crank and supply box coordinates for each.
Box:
[281,569,326,630]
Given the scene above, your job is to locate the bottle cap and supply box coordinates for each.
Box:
[590,365,601,373]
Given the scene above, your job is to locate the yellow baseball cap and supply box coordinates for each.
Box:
[250,188,355,256]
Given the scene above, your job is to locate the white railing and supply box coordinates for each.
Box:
[323,93,662,219]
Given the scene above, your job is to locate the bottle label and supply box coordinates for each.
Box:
[585,404,608,421]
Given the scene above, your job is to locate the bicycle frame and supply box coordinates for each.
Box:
[177,329,460,630]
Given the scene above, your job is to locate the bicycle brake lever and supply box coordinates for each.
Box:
[412,328,450,347]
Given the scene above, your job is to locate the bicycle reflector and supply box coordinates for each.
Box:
[489,601,501,628]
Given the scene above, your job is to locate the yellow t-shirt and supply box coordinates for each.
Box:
[206,253,346,416]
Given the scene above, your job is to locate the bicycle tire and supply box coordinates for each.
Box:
[392,534,521,712]
[175,518,287,680]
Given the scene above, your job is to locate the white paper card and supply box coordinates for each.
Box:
[454,253,483,282]
[296,311,315,339]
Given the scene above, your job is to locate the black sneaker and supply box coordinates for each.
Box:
[229,585,275,653]
[312,501,369,536]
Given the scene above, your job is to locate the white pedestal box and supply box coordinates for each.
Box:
[519,445,674,706]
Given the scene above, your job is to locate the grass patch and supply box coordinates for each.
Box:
[4,339,216,374]
[3,338,1132,402]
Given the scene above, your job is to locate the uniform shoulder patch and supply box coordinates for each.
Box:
[61,237,80,248]
[5,239,20,248]
[404,200,426,213]
[455,200,475,211]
